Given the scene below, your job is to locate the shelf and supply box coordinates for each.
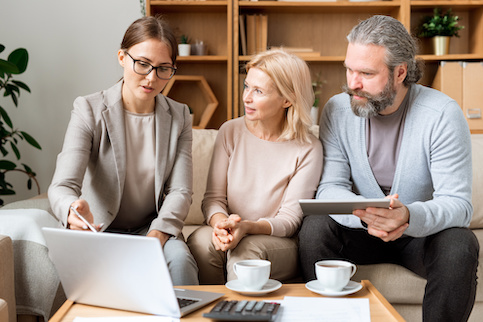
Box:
[420,53,483,61]
[239,0,401,13]
[150,0,228,9]
[177,55,229,62]
[239,55,346,61]
[411,1,483,9]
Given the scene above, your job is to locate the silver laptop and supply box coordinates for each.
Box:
[42,227,223,318]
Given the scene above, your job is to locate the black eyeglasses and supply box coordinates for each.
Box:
[125,51,177,80]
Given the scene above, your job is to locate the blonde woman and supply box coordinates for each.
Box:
[187,49,323,284]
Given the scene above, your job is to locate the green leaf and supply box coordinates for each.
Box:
[10,91,18,106]
[0,105,13,128]
[8,48,28,74]
[10,141,20,159]
[0,189,16,196]
[12,80,30,93]
[20,131,41,149]
[27,178,32,190]
[0,146,8,157]
[0,45,5,54]
[0,160,16,170]
[0,59,19,74]
[6,84,20,95]
[22,163,33,172]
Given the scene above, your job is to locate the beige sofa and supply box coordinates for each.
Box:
[1,128,482,321]
[0,235,15,322]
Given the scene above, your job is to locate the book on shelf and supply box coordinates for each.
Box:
[270,46,320,57]
[239,15,247,56]
[241,14,268,55]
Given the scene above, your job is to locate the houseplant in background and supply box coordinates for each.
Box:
[311,72,324,125]
[178,34,191,57]
[0,44,41,205]
[418,8,464,55]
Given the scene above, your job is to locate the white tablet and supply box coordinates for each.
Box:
[299,198,391,216]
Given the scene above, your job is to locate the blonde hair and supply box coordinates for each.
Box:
[246,49,314,144]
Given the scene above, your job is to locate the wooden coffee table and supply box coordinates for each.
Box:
[49,280,404,321]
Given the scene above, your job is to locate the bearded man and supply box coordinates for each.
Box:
[298,15,479,322]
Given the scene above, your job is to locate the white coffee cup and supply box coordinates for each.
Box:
[233,259,271,290]
[315,260,357,292]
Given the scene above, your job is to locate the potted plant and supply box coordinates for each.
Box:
[418,8,464,55]
[178,34,191,57]
[311,72,325,125]
[0,44,41,205]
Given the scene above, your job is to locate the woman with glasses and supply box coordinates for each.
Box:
[48,16,198,285]
[187,49,323,284]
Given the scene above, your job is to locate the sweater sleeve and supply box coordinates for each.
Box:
[404,99,473,237]
[262,139,323,237]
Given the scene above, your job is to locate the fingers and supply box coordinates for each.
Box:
[368,223,408,242]
[68,200,100,232]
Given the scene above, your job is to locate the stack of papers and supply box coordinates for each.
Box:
[275,297,370,322]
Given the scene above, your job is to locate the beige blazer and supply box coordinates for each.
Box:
[48,81,193,236]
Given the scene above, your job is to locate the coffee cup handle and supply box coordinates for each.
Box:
[233,263,238,277]
[350,263,357,277]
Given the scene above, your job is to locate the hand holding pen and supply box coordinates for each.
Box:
[68,200,103,232]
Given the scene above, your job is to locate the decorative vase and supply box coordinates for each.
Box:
[432,36,451,56]
[178,44,191,57]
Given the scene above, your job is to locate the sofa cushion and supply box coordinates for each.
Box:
[0,235,15,322]
[0,298,8,322]
[185,129,218,225]
[471,134,483,229]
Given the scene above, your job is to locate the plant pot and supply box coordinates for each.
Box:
[432,36,451,56]
[178,44,191,57]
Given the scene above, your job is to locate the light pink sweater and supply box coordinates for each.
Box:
[202,117,323,237]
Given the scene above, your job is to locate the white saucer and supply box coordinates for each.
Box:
[305,280,362,297]
[226,279,282,296]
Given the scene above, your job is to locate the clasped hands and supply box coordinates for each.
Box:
[352,194,410,242]
[211,214,246,252]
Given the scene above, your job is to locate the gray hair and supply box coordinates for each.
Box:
[347,15,424,86]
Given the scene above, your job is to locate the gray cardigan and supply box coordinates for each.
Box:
[48,81,193,236]
[318,84,472,238]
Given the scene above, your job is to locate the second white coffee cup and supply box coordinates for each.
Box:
[233,259,271,290]
[315,260,357,292]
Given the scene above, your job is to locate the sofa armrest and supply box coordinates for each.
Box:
[0,235,15,322]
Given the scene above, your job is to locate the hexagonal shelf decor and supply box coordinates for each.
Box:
[162,75,218,129]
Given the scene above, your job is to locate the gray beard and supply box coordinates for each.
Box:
[343,82,396,118]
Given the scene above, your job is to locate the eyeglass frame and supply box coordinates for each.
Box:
[124,51,177,80]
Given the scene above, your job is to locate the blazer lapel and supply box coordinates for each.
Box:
[155,95,172,212]
[102,82,127,200]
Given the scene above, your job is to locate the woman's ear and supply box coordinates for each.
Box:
[282,98,292,109]
[118,50,126,67]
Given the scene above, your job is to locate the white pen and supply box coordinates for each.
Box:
[70,206,98,233]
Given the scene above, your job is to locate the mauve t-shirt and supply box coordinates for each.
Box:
[366,92,410,195]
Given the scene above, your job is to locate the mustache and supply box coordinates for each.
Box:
[342,85,375,100]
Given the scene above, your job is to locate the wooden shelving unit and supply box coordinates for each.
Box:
[146,0,232,128]
[147,0,483,128]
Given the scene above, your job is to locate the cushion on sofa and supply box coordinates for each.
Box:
[0,298,8,322]
[185,129,218,226]
[470,134,483,229]
[0,235,15,322]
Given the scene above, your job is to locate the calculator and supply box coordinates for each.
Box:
[203,300,281,321]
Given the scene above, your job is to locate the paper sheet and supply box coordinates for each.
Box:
[275,297,370,322]
[73,317,179,322]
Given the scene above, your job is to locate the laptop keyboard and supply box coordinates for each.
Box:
[178,297,200,308]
